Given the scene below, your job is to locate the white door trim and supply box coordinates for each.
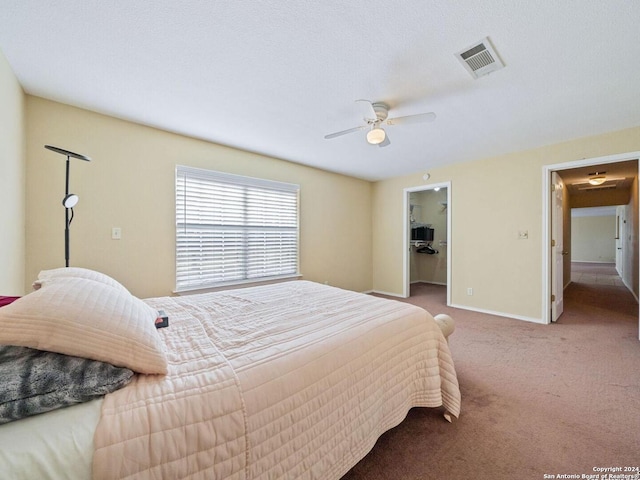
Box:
[402,181,452,302]
[541,151,640,325]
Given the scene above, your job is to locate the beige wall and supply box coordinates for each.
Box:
[571,215,616,263]
[13,92,640,318]
[25,97,372,298]
[373,127,640,321]
[0,49,26,295]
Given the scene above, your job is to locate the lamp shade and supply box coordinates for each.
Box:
[62,194,79,208]
[366,127,386,145]
[588,176,606,185]
[45,145,91,162]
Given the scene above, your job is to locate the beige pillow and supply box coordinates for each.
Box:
[0,277,167,374]
[34,267,130,293]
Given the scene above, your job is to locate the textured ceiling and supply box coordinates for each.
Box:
[1,1,640,181]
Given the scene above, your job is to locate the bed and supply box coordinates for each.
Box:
[0,269,460,479]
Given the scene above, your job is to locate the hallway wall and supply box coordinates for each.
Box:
[571,214,616,263]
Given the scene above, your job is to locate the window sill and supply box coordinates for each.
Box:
[173,274,303,296]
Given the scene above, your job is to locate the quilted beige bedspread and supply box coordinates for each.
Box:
[93,281,460,479]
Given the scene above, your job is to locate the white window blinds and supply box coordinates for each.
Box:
[176,166,300,291]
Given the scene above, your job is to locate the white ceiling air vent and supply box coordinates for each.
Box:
[578,185,617,192]
[456,37,505,79]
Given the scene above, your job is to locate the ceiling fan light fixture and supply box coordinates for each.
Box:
[588,175,606,185]
[366,127,386,145]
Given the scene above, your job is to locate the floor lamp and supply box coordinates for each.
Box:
[45,145,92,267]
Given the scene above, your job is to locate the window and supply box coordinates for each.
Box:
[176,166,299,291]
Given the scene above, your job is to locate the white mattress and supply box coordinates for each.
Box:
[0,398,102,479]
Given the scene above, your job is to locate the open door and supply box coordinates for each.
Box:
[551,171,565,322]
[615,208,623,277]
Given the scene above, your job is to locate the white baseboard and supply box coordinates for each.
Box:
[621,278,640,303]
[449,303,545,324]
[375,288,545,324]
[410,280,447,286]
[371,290,405,298]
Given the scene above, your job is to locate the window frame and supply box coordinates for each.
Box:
[175,165,301,293]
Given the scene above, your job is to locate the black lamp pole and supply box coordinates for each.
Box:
[64,154,71,267]
[45,145,91,267]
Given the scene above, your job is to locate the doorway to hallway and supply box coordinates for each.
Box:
[543,151,639,338]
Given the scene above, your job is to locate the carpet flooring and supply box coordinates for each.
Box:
[341,268,640,480]
[571,262,625,287]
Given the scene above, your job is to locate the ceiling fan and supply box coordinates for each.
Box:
[324,100,436,147]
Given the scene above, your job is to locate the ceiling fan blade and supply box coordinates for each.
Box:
[355,99,378,121]
[378,135,391,148]
[324,125,366,139]
[385,112,436,126]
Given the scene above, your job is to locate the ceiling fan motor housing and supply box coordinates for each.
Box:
[371,103,389,122]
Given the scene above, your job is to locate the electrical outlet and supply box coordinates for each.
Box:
[112,227,122,240]
[467,287,473,296]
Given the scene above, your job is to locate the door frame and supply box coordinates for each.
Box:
[402,181,452,302]
[541,151,640,327]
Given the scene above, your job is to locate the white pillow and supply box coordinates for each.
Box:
[34,267,129,293]
[0,277,167,374]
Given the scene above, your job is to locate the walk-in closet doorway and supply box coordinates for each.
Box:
[402,182,451,303]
